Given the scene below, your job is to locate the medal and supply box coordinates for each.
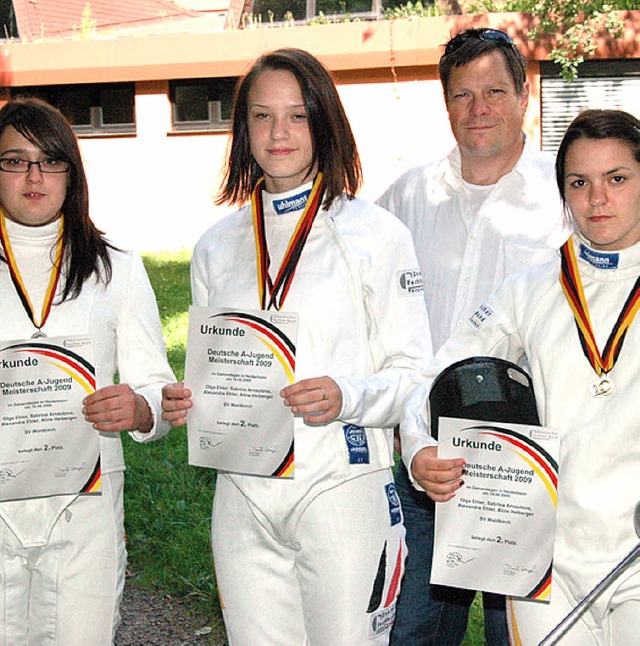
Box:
[560,240,640,398]
[589,375,615,398]
[0,209,64,336]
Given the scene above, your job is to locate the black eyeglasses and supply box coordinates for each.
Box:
[444,28,514,57]
[0,157,70,174]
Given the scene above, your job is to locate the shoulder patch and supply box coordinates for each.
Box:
[397,269,424,296]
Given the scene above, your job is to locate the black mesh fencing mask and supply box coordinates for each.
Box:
[429,356,540,440]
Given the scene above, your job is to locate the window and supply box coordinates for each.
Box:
[541,60,640,152]
[12,83,136,136]
[0,0,18,39]
[170,78,236,132]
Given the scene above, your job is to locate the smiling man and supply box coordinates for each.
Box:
[377,28,568,646]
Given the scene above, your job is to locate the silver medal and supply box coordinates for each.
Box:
[589,375,614,397]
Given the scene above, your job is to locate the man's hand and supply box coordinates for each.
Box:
[411,446,465,502]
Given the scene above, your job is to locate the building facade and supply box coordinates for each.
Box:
[1,11,638,251]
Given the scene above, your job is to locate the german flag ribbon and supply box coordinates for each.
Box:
[559,239,640,377]
[251,173,325,311]
[0,208,64,335]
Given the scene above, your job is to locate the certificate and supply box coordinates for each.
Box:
[432,417,559,599]
[0,335,100,502]
[185,307,297,477]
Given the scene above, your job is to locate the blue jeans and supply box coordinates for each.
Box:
[391,462,509,646]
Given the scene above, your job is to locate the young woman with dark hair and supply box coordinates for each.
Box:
[0,98,174,643]
[402,109,640,644]
[0,98,115,300]
[162,48,432,644]
[217,47,361,209]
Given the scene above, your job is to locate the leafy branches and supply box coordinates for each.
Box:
[239,0,636,79]
[466,0,632,80]
[529,0,626,80]
[384,1,442,18]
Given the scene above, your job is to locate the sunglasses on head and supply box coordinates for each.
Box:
[444,28,514,57]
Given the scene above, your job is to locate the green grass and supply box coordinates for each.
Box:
[121,251,224,640]
[463,595,486,645]
[121,250,486,643]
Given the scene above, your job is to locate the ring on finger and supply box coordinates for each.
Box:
[320,388,328,400]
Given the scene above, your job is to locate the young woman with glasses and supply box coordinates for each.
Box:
[0,98,174,644]
[162,48,432,644]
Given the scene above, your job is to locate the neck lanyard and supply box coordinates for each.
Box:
[559,239,640,396]
[0,209,64,337]
[251,173,325,311]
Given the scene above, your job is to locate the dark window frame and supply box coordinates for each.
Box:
[249,0,382,24]
[11,83,136,137]
[170,77,236,133]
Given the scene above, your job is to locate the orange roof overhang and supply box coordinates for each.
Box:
[1,12,638,87]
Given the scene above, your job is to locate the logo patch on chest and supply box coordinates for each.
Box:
[468,302,494,330]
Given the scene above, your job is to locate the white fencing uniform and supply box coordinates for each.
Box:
[401,233,640,645]
[0,217,174,644]
[192,184,433,644]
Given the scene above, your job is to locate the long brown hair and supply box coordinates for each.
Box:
[217,48,362,209]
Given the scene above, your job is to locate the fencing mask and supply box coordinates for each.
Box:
[429,356,540,439]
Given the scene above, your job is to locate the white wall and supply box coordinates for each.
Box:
[338,78,454,203]
[81,76,454,252]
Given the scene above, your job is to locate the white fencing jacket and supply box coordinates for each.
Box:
[0,218,174,547]
[191,192,433,526]
[402,233,640,600]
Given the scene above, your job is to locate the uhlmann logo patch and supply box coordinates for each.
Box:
[272,189,311,215]
[385,482,402,526]
[579,244,619,270]
[397,269,424,296]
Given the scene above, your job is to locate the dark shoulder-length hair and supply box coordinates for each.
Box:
[0,98,116,301]
[216,47,362,209]
[555,109,640,226]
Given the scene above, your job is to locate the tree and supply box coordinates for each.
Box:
[467,0,635,79]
